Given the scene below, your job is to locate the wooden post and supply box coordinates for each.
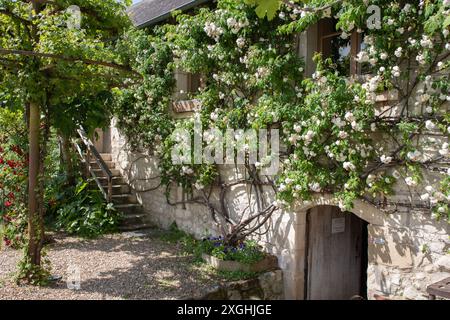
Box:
[350,31,360,76]
[59,132,76,186]
[85,149,91,179]
[28,102,41,266]
[107,177,112,203]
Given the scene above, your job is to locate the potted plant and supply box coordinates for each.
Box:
[199,236,278,273]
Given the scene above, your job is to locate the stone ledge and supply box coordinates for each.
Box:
[202,253,279,273]
[172,99,201,113]
[194,270,284,300]
[375,90,399,102]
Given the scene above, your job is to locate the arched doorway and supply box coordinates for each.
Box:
[304,205,368,300]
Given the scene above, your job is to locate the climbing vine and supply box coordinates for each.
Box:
[113,0,450,244]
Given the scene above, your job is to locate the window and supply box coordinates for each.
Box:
[318,18,363,76]
[173,70,203,113]
[174,70,203,101]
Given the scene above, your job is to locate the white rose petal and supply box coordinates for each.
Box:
[380,155,393,164]
[425,120,436,130]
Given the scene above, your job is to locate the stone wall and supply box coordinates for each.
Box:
[367,211,450,300]
[197,270,284,300]
[107,22,449,300]
[110,121,449,300]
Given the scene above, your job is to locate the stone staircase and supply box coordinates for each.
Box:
[91,153,153,231]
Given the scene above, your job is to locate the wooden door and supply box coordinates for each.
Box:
[306,206,367,300]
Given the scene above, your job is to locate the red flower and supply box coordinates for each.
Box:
[4,200,12,207]
[3,237,11,247]
[7,160,16,168]
[11,145,23,156]
[7,192,15,200]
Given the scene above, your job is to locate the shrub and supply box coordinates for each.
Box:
[54,179,122,238]
[160,223,266,264]
[0,109,28,248]
[199,236,265,265]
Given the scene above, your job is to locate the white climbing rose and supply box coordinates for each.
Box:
[425,120,436,130]
[236,37,246,48]
[343,162,356,171]
[405,177,418,187]
[380,155,393,164]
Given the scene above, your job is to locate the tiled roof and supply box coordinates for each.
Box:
[127,0,212,28]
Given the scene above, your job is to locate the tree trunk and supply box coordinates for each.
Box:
[58,132,76,186]
[27,101,42,266]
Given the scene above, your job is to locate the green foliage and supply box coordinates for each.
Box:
[114,0,305,197]
[113,28,176,150]
[15,247,52,286]
[0,0,133,131]
[433,175,450,221]
[161,222,192,243]
[53,179,122,238]
[245,0,281,20]
[160,223,266,264]
[199,236,266,264]
[160,223,202,259]
[1,0,134,283]
[113,0,450,223]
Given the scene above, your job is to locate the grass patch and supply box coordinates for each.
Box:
[160,223,193,244]
[157,278,179,290]
[159,223,201,258]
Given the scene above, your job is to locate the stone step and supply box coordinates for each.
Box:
[111,194,138,205]
[89,182,130,195]
[118,223,155,232]
[115,203,144,215]
[90,161,115,169]
[104,184,131,195]
[98,177,125,187]
[98,176,125,186]
[120,213,149,226]
[100,153,112,161]
[92,168,121,177]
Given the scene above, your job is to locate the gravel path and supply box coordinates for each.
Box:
[0,230,218,300]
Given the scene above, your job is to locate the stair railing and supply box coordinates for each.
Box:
[73,126,113,202]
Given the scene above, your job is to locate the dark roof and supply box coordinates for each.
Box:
[127,0,212,29]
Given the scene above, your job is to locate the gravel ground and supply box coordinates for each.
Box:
[0,230,218,300]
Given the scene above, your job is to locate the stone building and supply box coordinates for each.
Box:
[94,0,449,300]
